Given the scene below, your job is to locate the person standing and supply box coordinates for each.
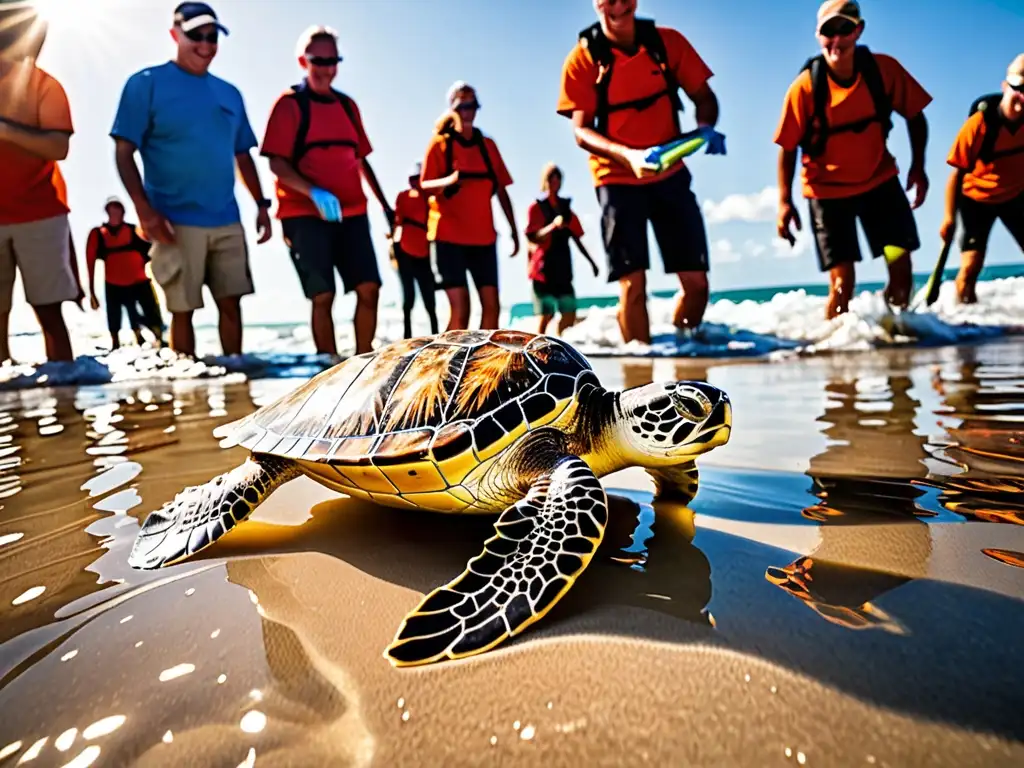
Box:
[110,2,272,359]
[86,196,165,350]
[525,163,598,336]
[261,25,393,356]
[774,0,932,320]
[0,2,80,363]
[390,162,438,338]
[420,81,518,332]
[557,0,725,345]
[942,54,1024,304]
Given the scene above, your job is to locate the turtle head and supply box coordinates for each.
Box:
[616,381,732,466]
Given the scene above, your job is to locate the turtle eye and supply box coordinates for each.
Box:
[671,389,712,421]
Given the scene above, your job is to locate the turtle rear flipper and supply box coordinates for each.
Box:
[385,456,608,667]
[128,455,301,570]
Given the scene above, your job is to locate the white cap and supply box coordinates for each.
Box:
[104,195,124,210]
[1007,54,1024,88]
[295,24,339,58]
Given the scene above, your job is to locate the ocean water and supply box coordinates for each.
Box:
[2,273,1022,390]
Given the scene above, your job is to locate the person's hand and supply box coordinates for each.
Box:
[906,164,929,210]
[777,199,802,247]
[591,261,599,278]
[622,148,661,179]
[310,187,342,222]
[255,206,272,244]
[137,202,175,244]
[509,230,520,258]
[696,125,727,155]
[90,293,100,311]
[939,215,956,244]
[552,214,566,229]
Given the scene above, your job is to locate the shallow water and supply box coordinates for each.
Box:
[1,342,1023,765]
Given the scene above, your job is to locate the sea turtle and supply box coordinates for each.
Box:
[128,329,731,666]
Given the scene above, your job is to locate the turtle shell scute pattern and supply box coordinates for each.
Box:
[220,331,595,501]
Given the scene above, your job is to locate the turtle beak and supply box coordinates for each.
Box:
[668,383,732,456]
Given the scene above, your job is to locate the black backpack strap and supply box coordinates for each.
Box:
[441,128,498,197]
[799,46,892,159]
[473,128,498,193]
[969,93,1017,164]
[578,19,682,137]
[855,46,892,140]
[537,197,556,224]
[287,83,359,166]
[91,227,108,261]
[579,22,614,135]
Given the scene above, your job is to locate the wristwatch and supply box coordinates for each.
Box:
[256,198,272,209]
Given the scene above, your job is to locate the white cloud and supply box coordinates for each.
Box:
[772,225,813,259]
[743,239,767,258]
[702,186,779,224]
[710,238,741,263]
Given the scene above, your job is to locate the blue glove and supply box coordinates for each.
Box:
[696,126,727,156]
[310,187,342,222]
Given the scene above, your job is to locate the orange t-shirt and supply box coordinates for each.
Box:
[556,26,713,187]
[86,224,150,287]
[421,132,514,246]
[0,62,73,225]
[394,188,429,258]
[260,88,372,220]
[773,53,932,200]
[947,109,1024,204]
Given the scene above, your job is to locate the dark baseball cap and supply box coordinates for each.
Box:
[173,2,229,36]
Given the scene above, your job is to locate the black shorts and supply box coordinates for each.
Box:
[808,175,921,272]
[959,192,1024,253]
[282,215,381,298]
[433,241,499,291]
[596,165,709,283]
[105,280,163,335]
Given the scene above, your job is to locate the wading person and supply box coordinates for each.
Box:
[261,25,393,356]
[86,197,165,350]
[390,162,438,338]
[557,0,725,345]
[420,81,518,331]
[774,0,932,320]
[525,163,598,336]
[942,53,1024,304]
[111,2,273,359]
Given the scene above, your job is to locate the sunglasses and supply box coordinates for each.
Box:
[183,28,219,44]
[819,19,857,38]
[454,100,481,112]
[307,55,342,67]
[1011,82,1024,94]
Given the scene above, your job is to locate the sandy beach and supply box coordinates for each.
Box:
[1,342,1023,767]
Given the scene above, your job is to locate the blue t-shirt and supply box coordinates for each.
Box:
[110,62,258,227]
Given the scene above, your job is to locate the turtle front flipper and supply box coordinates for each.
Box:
[647,461,700,504]
[385,456,608,667]
[128,455,301,570]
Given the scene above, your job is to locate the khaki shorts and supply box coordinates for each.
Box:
[150,222,254,313]
[0,214,78,313]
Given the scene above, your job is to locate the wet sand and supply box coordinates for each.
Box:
[1,342,1024,766]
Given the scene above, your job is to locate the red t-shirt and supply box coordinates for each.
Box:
[394,188,429,258]
[260,87,373,219]
[421,131,514,246]
[525,198,584,283]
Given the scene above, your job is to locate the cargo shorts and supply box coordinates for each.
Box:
[149,222,254,313]
[0,214,79,313]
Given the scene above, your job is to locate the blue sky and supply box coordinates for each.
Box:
[22,0,1024,328]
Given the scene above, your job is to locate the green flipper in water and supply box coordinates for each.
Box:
[128,455,301,569]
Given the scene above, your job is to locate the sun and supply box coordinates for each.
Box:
[32,0,99,24]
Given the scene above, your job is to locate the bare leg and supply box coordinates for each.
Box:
[955,249,984,304]
[445,287,470,331]
[883,249,912,309]
[215,296,243,356]
[826,263,856,319]
[171,311,196,358]
[310,291,337,355]
[556,311,577,334]
[478,286,499,330]
[33,303,73,362]
[618,270,650,344]
[537,313,553,335]
[0,311,10,362]
[672,271,709,332]
[353,282,379,355]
